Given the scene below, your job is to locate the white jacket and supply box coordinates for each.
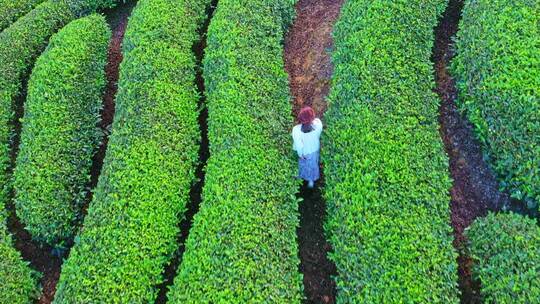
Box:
[292,118,323,157]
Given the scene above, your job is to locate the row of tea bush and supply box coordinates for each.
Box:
[322,0,460,302]
[53,0,211,302]
[452,0,539,206]
[0,0,45,31]
[13,14,109,246]
[0,1,117,302]
[166,0,304,302]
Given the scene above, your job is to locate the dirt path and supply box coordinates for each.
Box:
[285,0,343,118]
[432,0,515,302]
[284,1,343,303]
[154,2,216,303]
[6,211,62,304]
[87,0,136,212]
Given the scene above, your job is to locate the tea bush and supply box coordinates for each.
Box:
[0,0,45,32]
[166,0,303,302]
[322,0,459,302]
[466,213,540,303]
[452,0,540,206]
[53,0,210,302]
[0,0,119,209]
[0,1,117,301]
[0,1,73,215]
[13,14,110,246]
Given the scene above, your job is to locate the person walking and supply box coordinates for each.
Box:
[292,106,323,188]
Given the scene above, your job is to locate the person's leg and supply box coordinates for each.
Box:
[307,180,314,188]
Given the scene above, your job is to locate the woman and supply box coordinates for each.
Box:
[292,106,323,188]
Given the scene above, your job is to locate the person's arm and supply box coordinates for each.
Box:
[292,127,304,157]
[313,118,323,136]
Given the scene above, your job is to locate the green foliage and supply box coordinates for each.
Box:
[0,2,74,301]
[0,2,118,302]
[452,0,540,205]
[322,0,459,302]
[0,0,121,210]
[64,0,119,17]
[0,0,45,32]
[52,0,210,302]
[13,14,109,246]
[166,0,303,302]
[0,0,74,212]
[0,204,40,304]
[466,213,540,303]
[0,0,119,247]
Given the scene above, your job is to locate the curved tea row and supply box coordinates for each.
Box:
[0,0,45,31]
[13,14,110,247]
[53,0,211,302]
[0,1,118,301]
[452,0,539,206]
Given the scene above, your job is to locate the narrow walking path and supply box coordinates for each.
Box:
[6,3,135,303]
[86,0,137,214]
[7,210,62,304]
[432,0,512,302]
[285,0,343,118]
[284,1,343,303]
[154,2,217,303]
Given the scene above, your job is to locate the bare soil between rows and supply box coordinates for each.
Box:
[285,0,343,119]
[432,0,521,302]
[7,209,62,304]
[87,0,136,213]
[284,0,343,303]
[154,1,216,302]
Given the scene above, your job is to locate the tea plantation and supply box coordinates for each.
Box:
[0,0,537,303]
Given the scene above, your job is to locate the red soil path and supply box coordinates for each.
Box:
[284,1,343,303]
[285,0,343,119]
[432,0,514,302]
[7,212,62,304]
[87,11,129,209]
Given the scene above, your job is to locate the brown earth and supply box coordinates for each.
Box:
[87,0,136,213]
[284,0,344,303]
[432,0,514,302]
[6,211,62,304]
[285,0,344,119]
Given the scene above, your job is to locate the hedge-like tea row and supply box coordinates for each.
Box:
[0,0,117,247]
[0,205,39,303]
[166,0,303,302]
[0,1,72,214]
[13,14,110,246]
[0,1,116,301]
[452,0,539,205]
[465,213,540,302]
[0,0,45,32]
[322,0,459,302]
[53,0,210,302]
[0,0,118,209]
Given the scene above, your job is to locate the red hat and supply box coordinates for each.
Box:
[298,106,315,125]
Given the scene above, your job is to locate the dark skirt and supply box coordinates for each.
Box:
[298,151,320,182]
